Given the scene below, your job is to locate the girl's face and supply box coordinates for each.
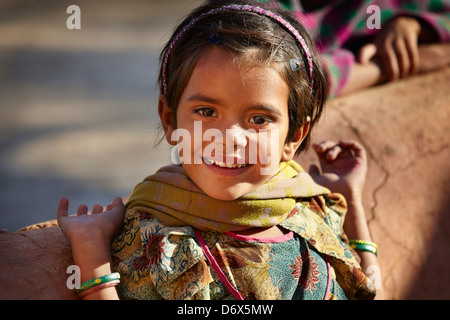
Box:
[160,48,308,200]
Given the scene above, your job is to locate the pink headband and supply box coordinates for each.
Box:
[162,4,314,95]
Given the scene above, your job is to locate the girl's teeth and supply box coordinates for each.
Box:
[205,159,247,168]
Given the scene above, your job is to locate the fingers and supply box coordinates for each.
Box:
[105,197,125,211]
[405,34,420,75]
[358,43,377,64]
[57,198,69,222]
[339,140,366,159]
[313,140,336,153]
[313,141,342,161]
[91,204,104,214]
[394,36,420,78]
[56,197,90,222]
[325,144,342,161]
[378,36,419,80]
[393,38,409,78]
[111,197,125,208]
[109,197,126,224]
[77,204,88,215]
[57,197,124,220]
[313,140,366,161]
[379,42,399,81]
[57,198,89,222]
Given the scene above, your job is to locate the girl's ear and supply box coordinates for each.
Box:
[281,117,310,161]
[158,95,177,145]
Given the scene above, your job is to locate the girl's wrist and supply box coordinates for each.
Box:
[345,194,364,211]
[70,233,114,280]
[69,225,111,250]
[343,199,372,241]
[72,244,118,299]
[332,182,364,205]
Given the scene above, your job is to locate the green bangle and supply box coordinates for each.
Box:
[74,272,121,295]
[349,240,378,256]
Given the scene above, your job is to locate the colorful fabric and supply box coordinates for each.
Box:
[125,160,329,233]
[194,229,349,300]
[111,163,376,300]
[212,0,450,97]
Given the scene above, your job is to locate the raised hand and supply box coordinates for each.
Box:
[57,197,125,247]
[309,140,367,200]
[57,197,125,299]
[358,16,422,81]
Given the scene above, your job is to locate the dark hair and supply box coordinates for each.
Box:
[158,1,328,154]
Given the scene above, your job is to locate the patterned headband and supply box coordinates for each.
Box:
[161,4,314,95]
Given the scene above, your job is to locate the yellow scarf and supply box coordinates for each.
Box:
[126,160,329,232]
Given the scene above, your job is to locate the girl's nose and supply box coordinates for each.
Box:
[226,124,248,148]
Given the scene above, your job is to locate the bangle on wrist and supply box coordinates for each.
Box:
[349,239,378,256]
[74,272,120,297]
[77,280,120,299]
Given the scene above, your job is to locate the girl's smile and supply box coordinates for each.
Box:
[160,47,308,200]
[203,157,254,176]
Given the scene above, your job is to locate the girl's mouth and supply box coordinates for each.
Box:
[203,158,253,177]
[203,157,251,169]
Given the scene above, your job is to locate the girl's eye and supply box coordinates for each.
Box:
[249,115,272,125]
[196,107,217,117]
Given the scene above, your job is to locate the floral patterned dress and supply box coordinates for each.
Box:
[111,194,375,300]
[194,229,348,300]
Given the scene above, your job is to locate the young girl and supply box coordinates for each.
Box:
[57,1,381,300]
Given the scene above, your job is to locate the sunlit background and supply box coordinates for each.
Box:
[0,0,204,230]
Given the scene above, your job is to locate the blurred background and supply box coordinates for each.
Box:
[0,0,204,231]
